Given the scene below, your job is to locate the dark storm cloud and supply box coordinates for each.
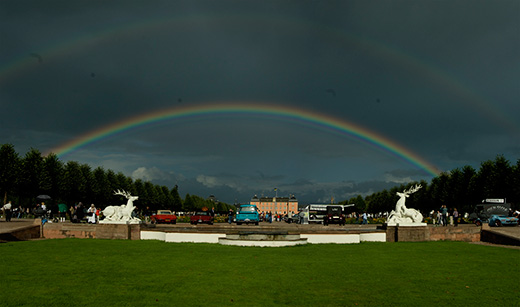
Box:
[1,0,518,204]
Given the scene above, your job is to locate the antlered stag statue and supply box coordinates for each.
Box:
[386,184,424,225]
[100,190,141,224]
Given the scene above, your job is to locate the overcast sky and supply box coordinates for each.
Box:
[1,0,519,205]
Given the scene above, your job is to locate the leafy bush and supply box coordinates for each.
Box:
[345,217,361,224]
[369,217,387,224]
[176,215,191,223]
[214,216,228,223]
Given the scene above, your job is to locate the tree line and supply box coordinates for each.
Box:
[0,144,233,214]
[1,143,518,216]
[340,155,520,215]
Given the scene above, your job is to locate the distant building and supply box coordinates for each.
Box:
[250,195,298,214]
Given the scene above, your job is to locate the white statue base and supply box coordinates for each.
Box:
[386,222,427,227]
[99,219,142,225]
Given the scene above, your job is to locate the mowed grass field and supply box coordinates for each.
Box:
[0,239,518,306]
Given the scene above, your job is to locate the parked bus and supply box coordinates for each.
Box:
[303,204,355,224]
[468,198,512,226]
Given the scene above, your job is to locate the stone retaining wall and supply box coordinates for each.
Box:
[481,229,520,246]
[43,223,141,240]
[40,223,483,243]
[385,225,480,242]
[0,225,40,242]
[428,225,481,242]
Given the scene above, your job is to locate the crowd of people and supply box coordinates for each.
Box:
[2,200,519,226]
[0,201,103,224]
[429,205,463,226]
[0,201,38,221]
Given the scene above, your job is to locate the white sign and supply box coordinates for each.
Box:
[483,199,505,203]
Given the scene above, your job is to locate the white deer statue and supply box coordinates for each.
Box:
[100,190,141,224]
[387,184,424,225]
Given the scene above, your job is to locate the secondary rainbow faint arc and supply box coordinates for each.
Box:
[48,103,441,177]
[1,13,517,134]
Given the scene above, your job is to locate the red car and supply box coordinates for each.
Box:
[151,210,177,224]
[190,211,214,225]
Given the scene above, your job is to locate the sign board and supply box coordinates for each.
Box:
[483,199,505,203]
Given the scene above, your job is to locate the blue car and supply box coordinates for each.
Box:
[488,215,519,227]
[235,205,260,225]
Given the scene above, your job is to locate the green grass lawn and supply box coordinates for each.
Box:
[0,239,518,306]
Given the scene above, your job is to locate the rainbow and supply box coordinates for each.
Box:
[1,13,518,134]
[47,102,441,177]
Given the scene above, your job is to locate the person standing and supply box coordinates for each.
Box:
[437,211,443,226]
[453,208,459,227]
[228,208,233,224]
[3,201,12,222]
[95,207,101,223]
[76,202,85,223]
[41,202,47,219]
[87,204,97,224]
[362,212,368,225]
[441,205,448,226]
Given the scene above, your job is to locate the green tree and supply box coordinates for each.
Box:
[0,144,20,204]
[40,153,63,201]
[18,148,44,206]
[159,186,173,211]
[430,172,450,208]
[351,195,366,212]
[92,167,110,207]
[61,161,85,205]
[486,155,514,198]
[79,164,94,205]
[409,180,430,213]
[447,166,476,213]
[171,185,183,211]
[512,160,520,207]
[183,193,195,211]
[469,155,513,202]
[365,189,393,214]
[115,172,133,193]
[143,181,157,210]
[105,170,119,199]
[133,179,146,204]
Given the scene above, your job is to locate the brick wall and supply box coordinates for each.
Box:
[428,226,480,242]
[385,225,480,242]
[43,223,141,240]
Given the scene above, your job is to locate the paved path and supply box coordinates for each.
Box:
[484,225,520,238]
[0,219,40,233]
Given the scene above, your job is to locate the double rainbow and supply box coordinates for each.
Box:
[48,102,441,177]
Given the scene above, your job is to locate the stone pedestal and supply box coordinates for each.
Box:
[384,224,428,242]
[218,230,308,247]
[386,222,427,227]
[99,219,142,225]
[96,223,141,240]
